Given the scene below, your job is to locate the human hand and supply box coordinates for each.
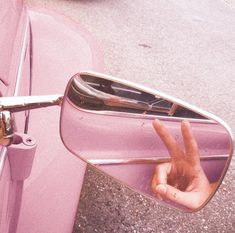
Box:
[151,119,215,210]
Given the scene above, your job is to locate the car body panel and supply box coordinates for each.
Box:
[0,1,103,232]
[0,1,31,232]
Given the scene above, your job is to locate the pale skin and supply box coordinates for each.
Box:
[151,119,216,210]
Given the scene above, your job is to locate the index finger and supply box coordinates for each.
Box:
[181,120,200,164]
[153,119,183,158]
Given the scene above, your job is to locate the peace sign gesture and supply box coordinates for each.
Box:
[151,119,215,210]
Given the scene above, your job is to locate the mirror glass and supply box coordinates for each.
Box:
[60,71,233,211]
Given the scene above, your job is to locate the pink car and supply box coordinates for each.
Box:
[0,1,233,233]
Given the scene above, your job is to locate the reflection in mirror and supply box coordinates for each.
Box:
[68,73,206,119]
[60,71,233,211]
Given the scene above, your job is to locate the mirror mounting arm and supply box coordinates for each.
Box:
[0,95,63,146]
[0,95,63,113]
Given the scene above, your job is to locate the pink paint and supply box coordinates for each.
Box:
[8,134,37,181]
[0,0,23,87]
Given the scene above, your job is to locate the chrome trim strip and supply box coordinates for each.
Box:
[88,154,229,165]
[13,15,30,97]
[24,19,33,134]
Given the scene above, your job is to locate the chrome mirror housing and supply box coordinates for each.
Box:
[60,71,233,212]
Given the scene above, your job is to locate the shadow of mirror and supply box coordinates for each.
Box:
[60,71,233,212]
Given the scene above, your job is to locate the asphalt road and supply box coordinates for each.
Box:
[27,0,235,232]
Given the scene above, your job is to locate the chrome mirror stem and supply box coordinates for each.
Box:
[0,95,63,112]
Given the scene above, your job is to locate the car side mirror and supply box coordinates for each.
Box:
[60,71,233,212]
[0,71,233,212]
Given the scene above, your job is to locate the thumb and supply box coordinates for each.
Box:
[155,184,198,209]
